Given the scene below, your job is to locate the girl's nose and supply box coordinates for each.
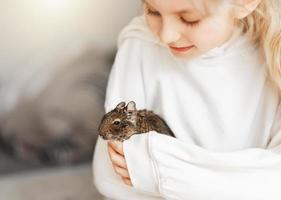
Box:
[159,18,181,45]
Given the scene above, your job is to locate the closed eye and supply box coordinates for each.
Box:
[146,8,201,28]
[146,8,160,16]
[180,17,201,27]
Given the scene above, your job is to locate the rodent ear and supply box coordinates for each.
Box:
[116,102,126,111]
[126,101,136,113]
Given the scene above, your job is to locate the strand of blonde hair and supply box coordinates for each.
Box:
[239,0,281,95]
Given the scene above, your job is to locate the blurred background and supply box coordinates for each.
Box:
[0,0,141,199]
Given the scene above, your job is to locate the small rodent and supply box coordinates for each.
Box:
[98,101,175,141]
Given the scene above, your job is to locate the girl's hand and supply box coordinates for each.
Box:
[108,141,133,186]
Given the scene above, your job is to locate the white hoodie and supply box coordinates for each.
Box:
[93,15,281,200]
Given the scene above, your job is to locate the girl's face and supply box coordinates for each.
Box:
[143,0,236,60]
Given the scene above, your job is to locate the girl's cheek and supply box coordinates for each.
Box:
[190,24,226,51]
[146,17,161,36]
[182,28,211,51]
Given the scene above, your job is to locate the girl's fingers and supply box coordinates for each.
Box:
[108,144,127,169]
[122,177,133,186]
[108,140,124,155]
[114,166,130,178]
[107,142,132,187]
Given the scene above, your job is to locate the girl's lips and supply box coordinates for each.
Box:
[169,45,194,53]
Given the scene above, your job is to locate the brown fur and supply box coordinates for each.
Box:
[98,101,175,141]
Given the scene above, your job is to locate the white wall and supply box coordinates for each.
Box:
[0,0,142,113]
[0,0,142,60]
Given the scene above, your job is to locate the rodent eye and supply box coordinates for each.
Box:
[112,119,121,126]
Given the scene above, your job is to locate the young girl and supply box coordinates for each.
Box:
[94,0,281,199]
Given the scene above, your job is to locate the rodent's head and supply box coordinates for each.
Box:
[98,101,138,141]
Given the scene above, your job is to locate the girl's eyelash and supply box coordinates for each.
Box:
[146,8,160,16]
[180,17,200,27]
[145,8,200,27]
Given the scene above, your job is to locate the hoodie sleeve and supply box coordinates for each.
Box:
[103,38,147,112]
[124,103,281,200]
[93,36,165,200]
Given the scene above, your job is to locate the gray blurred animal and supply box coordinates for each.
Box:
[0,47,114,164]
[98,101,175,142]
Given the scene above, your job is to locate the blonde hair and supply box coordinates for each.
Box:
[193,0,281,94]
[238,1,281,95]
[142,0,281,93]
